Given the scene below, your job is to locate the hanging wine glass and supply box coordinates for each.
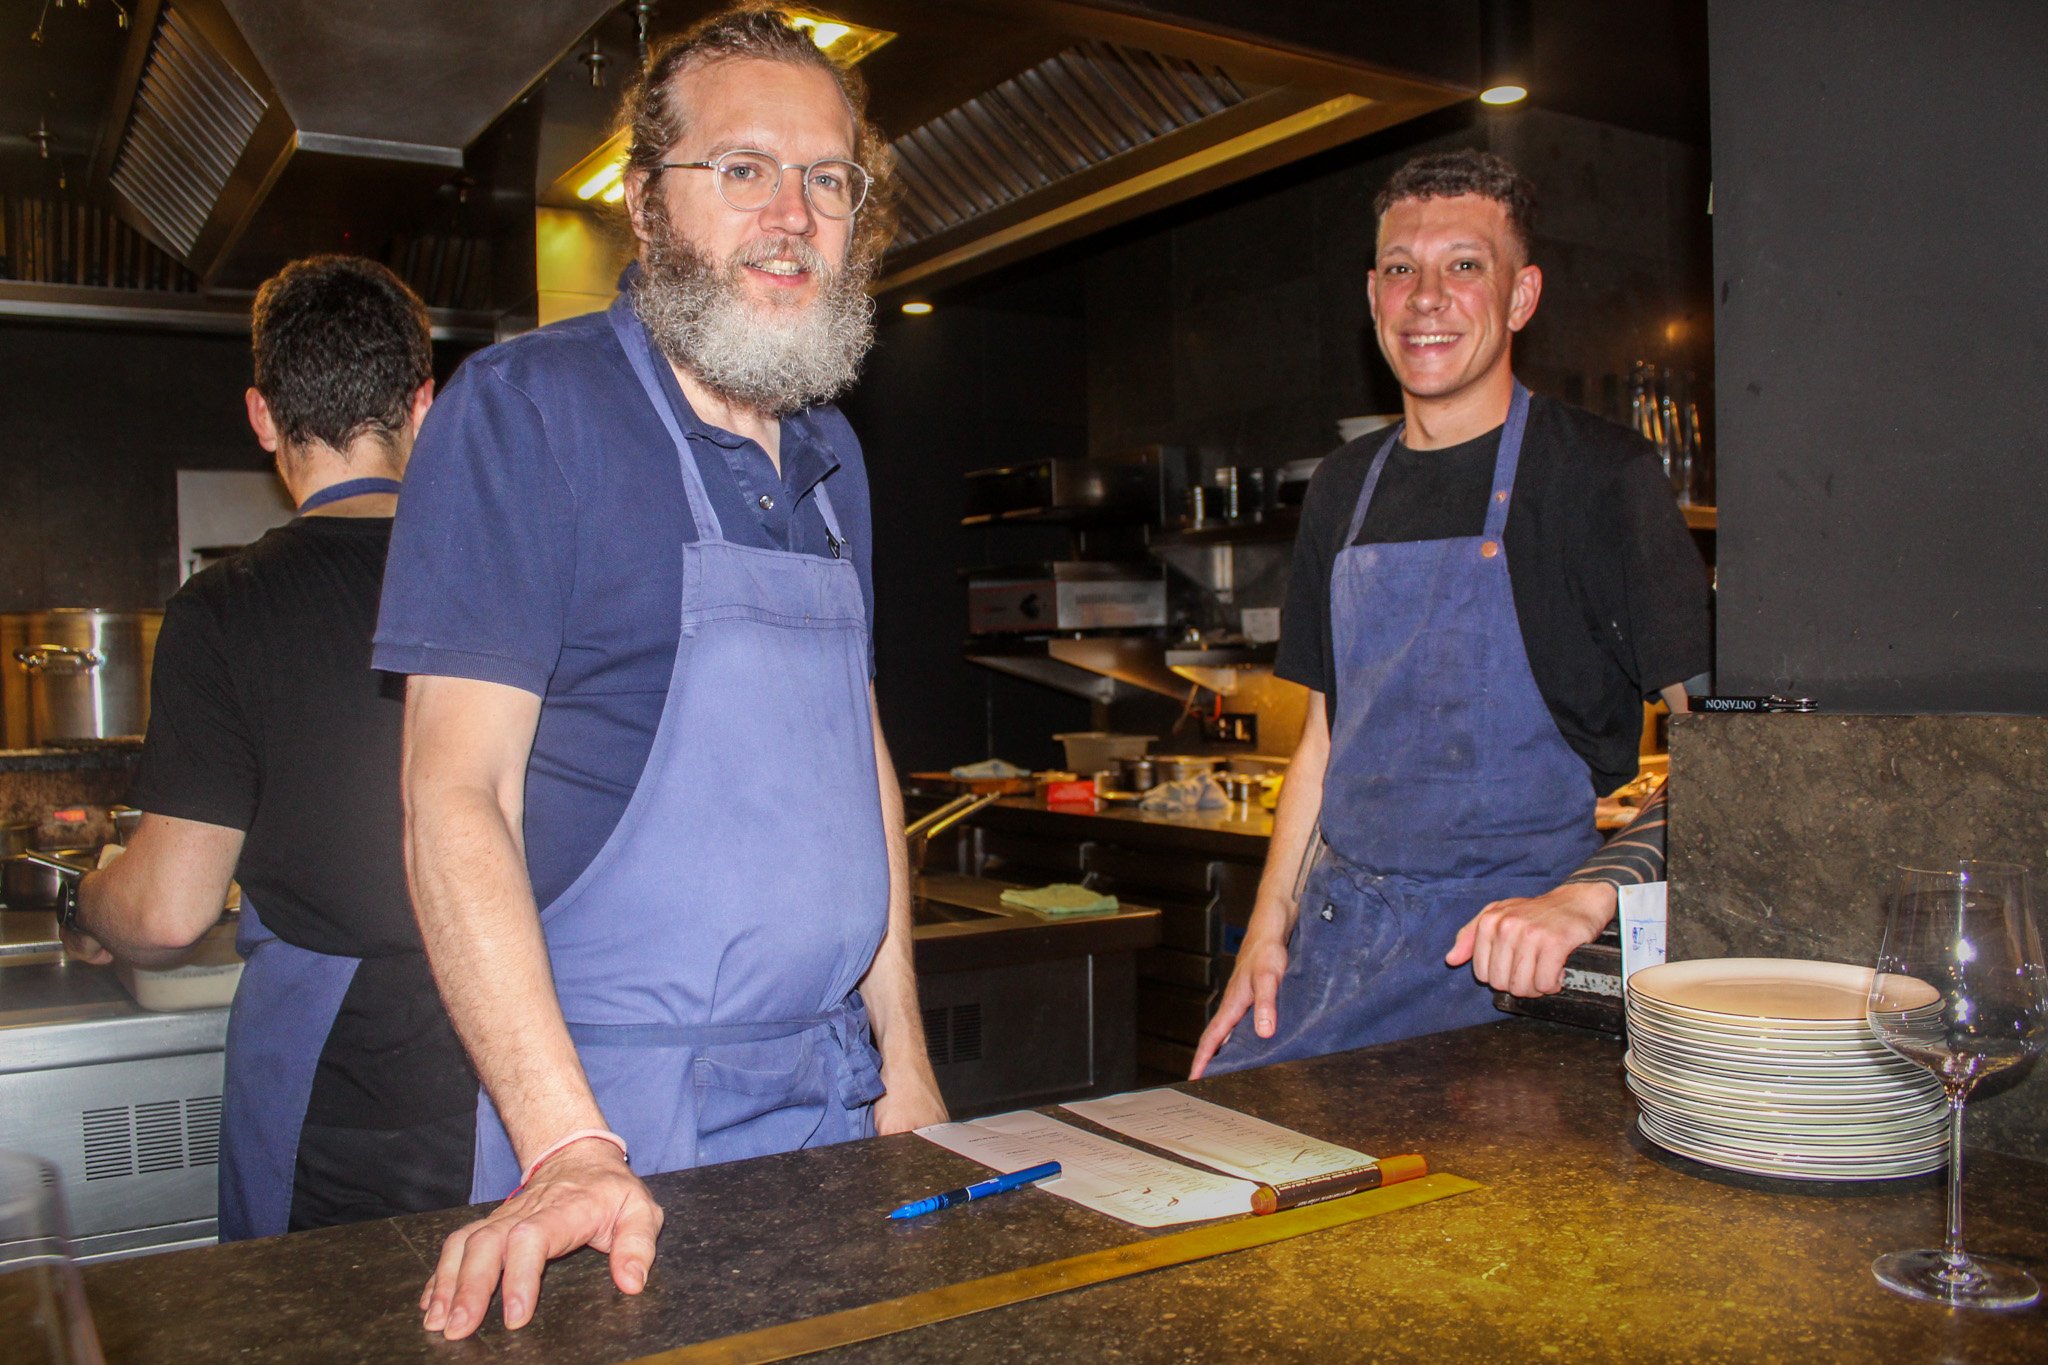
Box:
[1866,860,2047,1308]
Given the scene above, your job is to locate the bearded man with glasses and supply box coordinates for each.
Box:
[373,6,945,1339]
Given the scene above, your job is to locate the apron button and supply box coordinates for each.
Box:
[1320,903,1335,922]
[1480,540,1499,558]
[758,493,776,511]
[1494,490,1508,504]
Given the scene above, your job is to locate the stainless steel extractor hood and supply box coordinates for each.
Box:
[93,0,615,284]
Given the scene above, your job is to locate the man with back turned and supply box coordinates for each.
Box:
[62,255,474,1236]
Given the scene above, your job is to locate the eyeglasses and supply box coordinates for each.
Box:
[659,149,871,219]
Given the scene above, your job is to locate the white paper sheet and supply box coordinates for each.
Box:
[1619,881,1669,982]
[916,1112,1257,1227]
[1062,1090,1371,1184]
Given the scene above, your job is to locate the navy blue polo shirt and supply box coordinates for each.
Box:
[373,286,876,908]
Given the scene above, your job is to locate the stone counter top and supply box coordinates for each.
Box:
[45,1021,2047,1362]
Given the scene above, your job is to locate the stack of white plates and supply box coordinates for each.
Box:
[1625,958,1948,1180]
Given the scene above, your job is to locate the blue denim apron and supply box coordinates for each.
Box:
[1212,382,1601,1072]
[216,899,359,1240]
[466,307,889,1199]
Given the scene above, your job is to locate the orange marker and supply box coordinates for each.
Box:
[1250,1154,1429,1215]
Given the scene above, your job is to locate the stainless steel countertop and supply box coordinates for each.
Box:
[0,955,228,1072]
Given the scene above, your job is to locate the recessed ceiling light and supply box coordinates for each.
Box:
[1479,84,1527,106]
[901,301,933,315]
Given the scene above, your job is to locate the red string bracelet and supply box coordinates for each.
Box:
[510,1128,630,1198]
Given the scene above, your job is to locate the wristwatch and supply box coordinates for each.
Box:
[56,872,85,936]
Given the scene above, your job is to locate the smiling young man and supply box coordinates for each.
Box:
[372,6,944,1339]
[1191,150,1710,1078]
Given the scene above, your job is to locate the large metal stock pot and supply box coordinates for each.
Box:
[1,610,162,748]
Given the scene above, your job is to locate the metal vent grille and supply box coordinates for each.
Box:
[888,40,1252,250]
[922,1002,985,1066]
[110,3,268,257]
[80,1096,224,1181]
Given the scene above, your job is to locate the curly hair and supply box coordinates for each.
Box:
[617,4,898,266]
[1373,150,1536,263]
[250,255,431,456]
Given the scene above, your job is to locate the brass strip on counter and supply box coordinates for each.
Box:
[631,1172,1482,1365]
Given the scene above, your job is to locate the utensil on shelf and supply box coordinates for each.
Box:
[1865,860,2047,1309]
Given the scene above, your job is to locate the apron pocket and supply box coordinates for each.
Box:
[692,1035,831,1164]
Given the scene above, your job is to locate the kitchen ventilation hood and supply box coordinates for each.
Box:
[94,0,615,284]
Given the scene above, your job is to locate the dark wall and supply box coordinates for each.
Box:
[1086,103,1713,478]
[841,271,1094,774]
[0,322,264,612]
[1710,0,2048,712]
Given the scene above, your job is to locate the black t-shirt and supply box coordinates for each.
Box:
[1275,394,1711,795]
[131,517,473,1220]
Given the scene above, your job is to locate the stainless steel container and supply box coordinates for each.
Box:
[1153,755,1223,783]
[2,610,162,748]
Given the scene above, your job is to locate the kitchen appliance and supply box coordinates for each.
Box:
[0,957,226,1260]
[2,610,163,748]
[966,563,1167,635]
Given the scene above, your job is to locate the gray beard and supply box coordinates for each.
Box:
[630,213,875,417]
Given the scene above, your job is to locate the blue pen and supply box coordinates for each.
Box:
[887,1161,1062,1220]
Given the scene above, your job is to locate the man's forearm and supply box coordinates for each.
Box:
[860,710,939,1093]
[408,782,602,1165]
[75,815,242,967]
[1244,696,1331,947]
[1566,782,1667,891]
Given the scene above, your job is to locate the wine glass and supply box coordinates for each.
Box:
[0,1150,105,1364]
[1865,861,2048,1309]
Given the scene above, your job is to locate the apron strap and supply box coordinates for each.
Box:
[567,994,862,1048]
[1341,380,1532,547]
[606,301,852,553]
[609,302,727,544]
[298,477,402,513]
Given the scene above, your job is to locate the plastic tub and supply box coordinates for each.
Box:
[1053,732,1152,773]
[114,917,243,1012]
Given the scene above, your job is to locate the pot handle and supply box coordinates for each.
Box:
[13,644,104,674]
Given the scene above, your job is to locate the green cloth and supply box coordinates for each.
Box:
[999,883,1120,917]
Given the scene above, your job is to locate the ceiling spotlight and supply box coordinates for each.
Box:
[1480,0,1531,107]
[900,301,933,316]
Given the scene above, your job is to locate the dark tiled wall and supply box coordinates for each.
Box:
[1710,0,2048,712]
[1668,713,2048,1158]
[840,277,1095,775]
[1084,107,1712,475]
[0,322,266,613]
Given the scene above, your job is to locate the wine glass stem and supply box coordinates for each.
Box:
[1943,1091,1967,1269]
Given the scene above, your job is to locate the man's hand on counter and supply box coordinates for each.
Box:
[1188,932,1291,1079]
[1445,881,1616,997]
[872,1068,948,1134]
[420,1139,663,1340]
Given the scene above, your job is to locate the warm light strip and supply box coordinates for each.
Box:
[577,161,623,200]
[553,14,892,211]
[786,13,895,64]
